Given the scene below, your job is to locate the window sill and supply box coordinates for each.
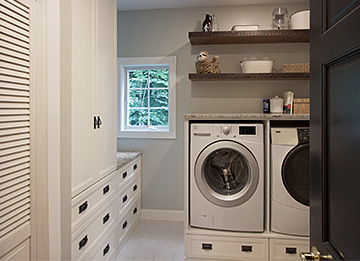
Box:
[117,131,176,139]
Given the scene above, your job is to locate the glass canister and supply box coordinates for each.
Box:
[272,6,289,29]
[270,95,284,114]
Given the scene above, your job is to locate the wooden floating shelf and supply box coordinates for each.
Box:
[189,29,310,45]
[188,73,310,81]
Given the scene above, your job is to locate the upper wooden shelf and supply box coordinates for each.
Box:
[188,29,310,45]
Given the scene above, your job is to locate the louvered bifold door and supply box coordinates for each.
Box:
[0,0,31,256]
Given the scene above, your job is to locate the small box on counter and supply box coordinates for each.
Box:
[293,98,310,114]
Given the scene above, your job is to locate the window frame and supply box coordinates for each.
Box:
[118,56,176,139]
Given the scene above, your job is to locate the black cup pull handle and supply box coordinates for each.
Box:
[103,244,110,256]
[286,247,297,254]
[103,185,110,195]
[202,243,212,250]
[133,164,137,170]
[133,184,138,191]
[133,207,138,215]
[79,201,88,214]
[242,245,253,252]
[122,171,127,179]
[103,213,110,224]
[122,220,128,229]
[123,194,128,203]
[79,235,88,250]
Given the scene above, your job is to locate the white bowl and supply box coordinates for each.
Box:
[240,59,274,73]
[231,24,259,31]
[290,10,310,29]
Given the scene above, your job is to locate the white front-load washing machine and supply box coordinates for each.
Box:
[271,127,310,236]
[190,123,264,232]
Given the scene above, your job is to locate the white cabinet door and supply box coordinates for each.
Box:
[70,0,116,197]
[71,0,96,197]
[95,0,117,180]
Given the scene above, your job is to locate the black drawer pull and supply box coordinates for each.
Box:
[122,220,128,229]
[103,185,110,195]
[133,184,138,191]
[79,235,88,250]
[133,164,137,170]
[242,245,253,252]
[79,201,88,214]
[202,243,212,250]
[123,194,128,203]
[103,244,110,256]
[103,213,110,224]
[122,171,127,179]
[133,207,138,215]
[286,247,297,254]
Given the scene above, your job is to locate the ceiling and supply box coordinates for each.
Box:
[117,0,308,11]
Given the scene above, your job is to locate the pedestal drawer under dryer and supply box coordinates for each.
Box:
[269,238,309,260]
[186,235,268,261]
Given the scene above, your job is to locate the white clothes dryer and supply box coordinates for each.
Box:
[271,127,310,236]
[190,123,264,232]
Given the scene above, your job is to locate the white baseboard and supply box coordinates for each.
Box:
[140,209,184,222]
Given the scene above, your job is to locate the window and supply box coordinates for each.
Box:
[118,57,176,139]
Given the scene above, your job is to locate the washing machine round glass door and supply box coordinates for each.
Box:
[282,143,309,206]
[195,141,259,207]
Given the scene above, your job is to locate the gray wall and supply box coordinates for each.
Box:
[117,3,309,211]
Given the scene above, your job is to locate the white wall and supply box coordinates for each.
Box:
[117,3,309,211]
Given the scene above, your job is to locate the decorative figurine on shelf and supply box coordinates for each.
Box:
[212,13,219,31]
[202,13,213,32]
[195,51,220,74]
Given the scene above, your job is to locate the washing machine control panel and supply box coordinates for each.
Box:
[239,126,256,135]
[221,126,257,136]
[212,124,263,142]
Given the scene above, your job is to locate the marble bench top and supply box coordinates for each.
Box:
[116,151,142,169]
[183,113,309,120]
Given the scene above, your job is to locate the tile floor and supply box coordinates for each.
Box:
[116,220,185,261]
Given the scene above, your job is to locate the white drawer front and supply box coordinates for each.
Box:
[270,239,309,260]
[87,230,116,261]
[117,157,141,191]
[71,173,116,233]
[186,235,268,261]
[71,199,116,260]
[117,196,141,244]
[118,176,141,216]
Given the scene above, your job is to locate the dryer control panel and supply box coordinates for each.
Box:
[297,128,310,144]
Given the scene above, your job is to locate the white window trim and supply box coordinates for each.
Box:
[117,56,177,139]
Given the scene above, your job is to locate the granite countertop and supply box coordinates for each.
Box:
[116,151,142,169]
[183,113,309,120]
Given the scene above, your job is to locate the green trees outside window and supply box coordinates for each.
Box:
[127,69,169,127]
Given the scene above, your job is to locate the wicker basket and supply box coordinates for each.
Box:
[195,59,220,74]
[283,63,310,73]
[293,98,310,114]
